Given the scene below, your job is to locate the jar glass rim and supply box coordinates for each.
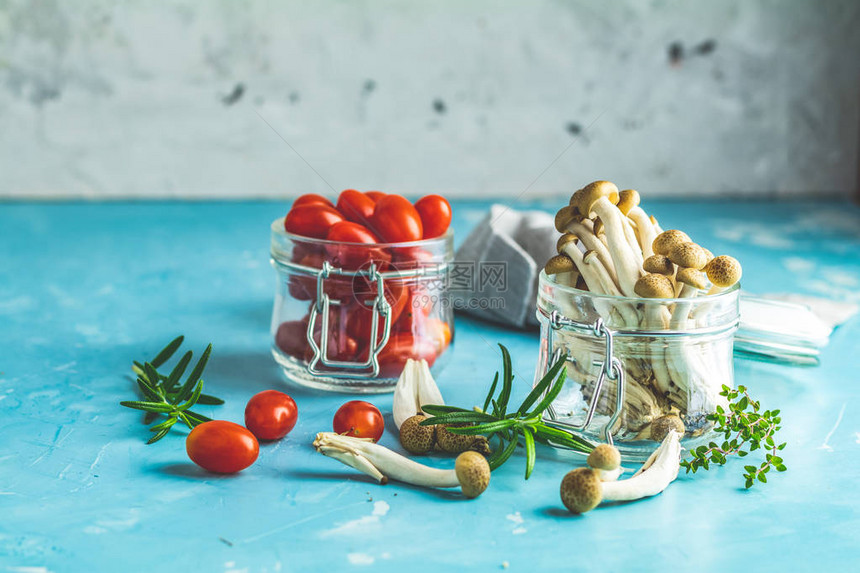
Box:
[538,269,740,303]
[271,217,453,248]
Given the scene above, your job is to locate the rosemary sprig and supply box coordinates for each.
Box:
[680,384,786,488]
[122,335,224,444]
[421,344,593,479]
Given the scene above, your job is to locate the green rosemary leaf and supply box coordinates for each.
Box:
[418,411,497,426]
[177,381,204,411]
[164,350,193,395]
[517,354,566,415]
[487,435,518,470]
[533,424,594,451]
[151,335,185,368]
[143,362,161,388]
[120,400,175,413]
[183,410,212,426]
[496,344,513,417]
[482,372,499,414]
[421,404,472,416]
[149,416,178,432]
[136,378,164,402]
[132,361,146,377]
[146,428,172,444]
[195,394,225,406]
[178,344,212,400]
[526,365,568,418]
[523,426,536,479]
[444,419,518,435]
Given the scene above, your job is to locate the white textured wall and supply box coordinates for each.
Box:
[1,0,858,200]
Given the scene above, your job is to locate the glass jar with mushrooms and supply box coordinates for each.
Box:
[534,181,741,460]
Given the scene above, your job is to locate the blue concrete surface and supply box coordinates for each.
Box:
[1,199,859,571]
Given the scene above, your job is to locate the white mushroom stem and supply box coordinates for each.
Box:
[621,217,645,267]
[582,250,640,326]
[601,430,681,501]
[670,284,699,329]
[627,206,658,259]
[314,432,459,487]
[594,466,624,481]
[563,221,619,286]
[582,199,641,297]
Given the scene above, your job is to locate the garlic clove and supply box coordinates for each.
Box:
[393,359,445,430]
[417,359,445,413]
[393,359,421,430]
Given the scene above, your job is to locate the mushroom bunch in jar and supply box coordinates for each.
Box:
[544,181,742,441]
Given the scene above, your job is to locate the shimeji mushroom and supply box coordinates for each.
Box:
[587,443,624,481]
[558,219,619,286]
[544,252,580,289]
[652,230,691,258]
[704,255,742,295]
[670,267,708,329]
[643,254,674,277]
[560,430,682,514]
[618,190,658,259]
[633,273,676,397]
[571,181,643,297]
[313,433,491,498]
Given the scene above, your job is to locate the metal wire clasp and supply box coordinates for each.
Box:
[305,261,392,378]
[544,310,626,445]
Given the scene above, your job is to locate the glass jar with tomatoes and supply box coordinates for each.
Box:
[270,191,454,393]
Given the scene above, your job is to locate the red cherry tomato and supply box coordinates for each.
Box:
[333,401,385,441]
[275,319,309,358]
[336,189,377,226]
[365,191,386,202]
[327,221,380,244]
[414,195,452,239]
[292,193,334,209]
[378,333,437,378]
[244,390,299,441]
[186,421,259,474]
[284,204,345,239]
[370,194,423,243]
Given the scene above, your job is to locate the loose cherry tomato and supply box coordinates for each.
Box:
[414,195,452,239]
[292,193,335,209]
[284,204,345,239]
[186,421,259,474]
[378,333,437,378]
[336,189,376,226]
[244,390,298,441]
[365,191,386,202]
[370,194,423,243]
[333,401,384,441]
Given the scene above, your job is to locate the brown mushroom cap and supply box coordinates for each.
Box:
[650,414,686,443]
[643,254,674,276]
[634,273,675,299]
[556,233,578,254]
[545,254,575,275]
[455,451,491,498]
[617,189,641,215]
[668,242,709,270]
[399,414,436,454]
[554,205,576,233]
[587,444,621,471]
[436,425,491,455]
[702,247,714,263]
[560,468,602,514]
[705,255,742,288]
[652,230,691,257]
[573,181,620,218]
[675,267,708,290]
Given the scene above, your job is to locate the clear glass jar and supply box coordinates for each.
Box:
[534,270,740,460]
[270,218,454,393]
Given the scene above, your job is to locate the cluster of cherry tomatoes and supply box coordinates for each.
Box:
[284,190,452,244]
[276,190,454,377]
[185,393,385,474]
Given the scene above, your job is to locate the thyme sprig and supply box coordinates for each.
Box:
[681,384,786,488]
[420,344,592,479]
[122,336,224,444]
